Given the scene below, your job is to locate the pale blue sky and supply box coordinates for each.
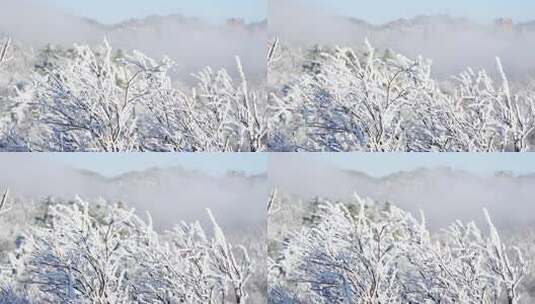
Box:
[10,153,535,178]
[303,153,535,177]
[40,0,266,24]
[30,0,534,24]
[310,0,535,24]
[41,153,267,177]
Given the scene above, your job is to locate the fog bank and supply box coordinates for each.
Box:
[0,155,267,233]
[270,0,535,79]
[0,0,267,83]
[269,154,535,231]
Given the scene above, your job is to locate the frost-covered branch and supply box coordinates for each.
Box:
[267,189,280,215]
[142,57,267,152]
[0,38,11,68]
[0,188,9,215]
[267,38,280,68]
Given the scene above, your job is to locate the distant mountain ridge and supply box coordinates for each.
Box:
[0,2,267,82]
[342,14,532,33]
[0,162,267,231]
[342,166,535,184]
[1,12,266,40]
[70,165,267,190]
[76,14,267,33]
[272,164,535,230]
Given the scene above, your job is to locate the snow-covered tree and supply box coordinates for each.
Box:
[0,196,257,303]
[21,201,136,303]
[3,39,266,152]
[269,41,535,152]
[128,209,253,303]
[141,57,267,152]
[270,194,529,303]
[30,40,174,151]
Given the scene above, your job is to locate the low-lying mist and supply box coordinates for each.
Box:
[270,0,535,79]
[269,154,535,232]
[0,0,267,83]
[0,155,267,233]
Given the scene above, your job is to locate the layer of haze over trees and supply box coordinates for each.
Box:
[2,0,267,82]
[268,154,535,230]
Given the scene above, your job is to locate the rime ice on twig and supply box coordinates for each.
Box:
[0,188,9,214]
[0,38,11,68]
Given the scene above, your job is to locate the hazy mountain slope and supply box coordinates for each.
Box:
[0,157,267,232]
[270,0,535,78]
[269,159,535,230]
[0,0,267,82]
